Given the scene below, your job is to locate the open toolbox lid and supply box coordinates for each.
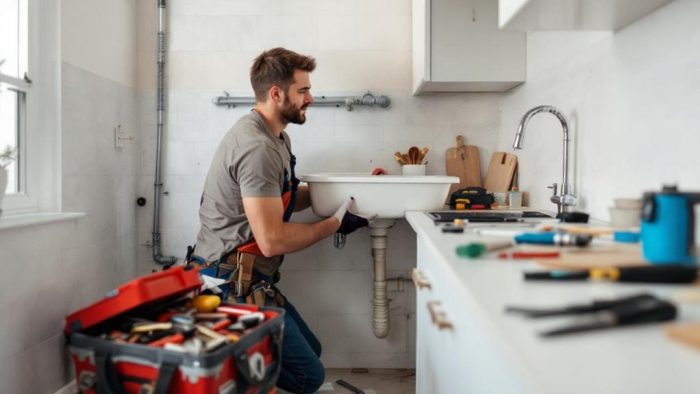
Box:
[64,265,202,335]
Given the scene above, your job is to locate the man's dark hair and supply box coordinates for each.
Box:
[250,47,316,102]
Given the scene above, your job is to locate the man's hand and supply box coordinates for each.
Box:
[332,197,376,235]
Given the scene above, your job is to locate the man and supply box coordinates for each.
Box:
[189,48,371,393]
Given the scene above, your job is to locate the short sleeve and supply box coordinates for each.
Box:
[233,141,284,198]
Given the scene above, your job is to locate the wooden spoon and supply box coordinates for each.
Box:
[419,147,429,164]
[408,146,420,164]
[394,152,405,165]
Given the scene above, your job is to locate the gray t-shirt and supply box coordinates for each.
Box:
[195,110,292,262]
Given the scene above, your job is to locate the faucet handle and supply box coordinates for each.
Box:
[547,183,558,196]
[561,194,577,207]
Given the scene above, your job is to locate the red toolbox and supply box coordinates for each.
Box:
[65,266,284,394]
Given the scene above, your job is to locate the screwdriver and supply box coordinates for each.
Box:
[524,265,699,284]
[514,231,592,246]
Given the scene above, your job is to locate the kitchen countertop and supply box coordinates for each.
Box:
[406,210,700,394]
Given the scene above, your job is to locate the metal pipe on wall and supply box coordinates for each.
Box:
[213,92,391,112]
[152,0,177,265]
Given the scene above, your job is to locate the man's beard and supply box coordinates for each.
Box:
[280,98,308,125]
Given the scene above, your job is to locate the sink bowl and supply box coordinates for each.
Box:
[299,173,459,219]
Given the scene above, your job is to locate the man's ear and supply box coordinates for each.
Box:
[269,85,283,103]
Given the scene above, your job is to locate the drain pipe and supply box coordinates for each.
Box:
[151,0,177,265]
[369,219,396,338]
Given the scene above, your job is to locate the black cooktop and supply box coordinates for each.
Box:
[427,210,553,223]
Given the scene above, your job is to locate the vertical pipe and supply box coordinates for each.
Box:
[369,220,395,338]
[561,122,570,196]
[152,0,177,265]
[372,232,390,338]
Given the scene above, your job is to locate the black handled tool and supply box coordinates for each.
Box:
[541,294,677,337]
[336,379,365,394]
[524,265,699,284]
[506,293,677,336]
[506,293,653,318]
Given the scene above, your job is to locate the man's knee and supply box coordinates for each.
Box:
[281,359,325,394]
[303,364,325,393]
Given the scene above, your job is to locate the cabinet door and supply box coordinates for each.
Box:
[415,239,437,392]
[413,0,526,94]
[415,237,470,392]
[415,236,536,393]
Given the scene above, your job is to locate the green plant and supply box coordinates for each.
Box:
[0,146,16,168]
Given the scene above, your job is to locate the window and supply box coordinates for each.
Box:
[1,0,29,198]
[0,0,60,215]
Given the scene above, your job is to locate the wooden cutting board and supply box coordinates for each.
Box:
[534,244,647,270]
[483,152,518,193]
[666,323,700,352]
[445,135,481,197]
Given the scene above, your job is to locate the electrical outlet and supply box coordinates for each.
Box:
[114,125,133,149]
[114,125,124,148]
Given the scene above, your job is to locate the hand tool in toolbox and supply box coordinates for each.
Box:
[64,265,285,393]
[524,265,699,284]
[505,293,677,337]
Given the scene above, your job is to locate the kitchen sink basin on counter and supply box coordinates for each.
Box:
[299,173,459,219]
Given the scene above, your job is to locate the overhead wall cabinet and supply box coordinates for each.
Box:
[412,0,526,95]
[499,0,675,31]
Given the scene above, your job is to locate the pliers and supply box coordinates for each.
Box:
[506,293,677,337]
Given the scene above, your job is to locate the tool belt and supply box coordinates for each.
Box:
[186,246,285,308]
[223,251,285,307]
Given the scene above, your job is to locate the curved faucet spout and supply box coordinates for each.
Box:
[512,105,575,214]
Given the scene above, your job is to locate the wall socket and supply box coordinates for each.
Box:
[114,124,133,148]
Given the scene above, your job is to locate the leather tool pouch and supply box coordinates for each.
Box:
[228,252,285,307]
[245,281,285,308]
[232,252,256,297]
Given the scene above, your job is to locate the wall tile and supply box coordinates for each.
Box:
[315,313,409,354]
[278,270,371,316]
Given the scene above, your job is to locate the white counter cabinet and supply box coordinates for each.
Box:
[407,211,700,394]
[415,235,536,393]
[412,0,526,94]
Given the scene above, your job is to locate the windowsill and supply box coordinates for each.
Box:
[0,211,86,230]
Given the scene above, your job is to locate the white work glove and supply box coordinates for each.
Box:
[332,197,377,235]
[333,197,353,223]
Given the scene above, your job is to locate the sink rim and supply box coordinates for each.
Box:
[300,173,459,184]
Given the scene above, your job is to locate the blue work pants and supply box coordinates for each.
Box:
[276,299,326,393]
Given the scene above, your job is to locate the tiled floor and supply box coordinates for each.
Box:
[318,368,416,394]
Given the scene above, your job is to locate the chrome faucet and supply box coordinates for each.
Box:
[512,105,576,215]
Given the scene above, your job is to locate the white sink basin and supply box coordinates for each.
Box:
[300,173,459,219]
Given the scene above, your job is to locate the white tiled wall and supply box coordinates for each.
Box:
[0,64,139,394]
[496,0,700,220]
[135,0,502,368]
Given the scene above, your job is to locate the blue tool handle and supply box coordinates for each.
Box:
[514,232,554,245]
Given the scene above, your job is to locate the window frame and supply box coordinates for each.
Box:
[1,0,61,216]
[1,74,30,205]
